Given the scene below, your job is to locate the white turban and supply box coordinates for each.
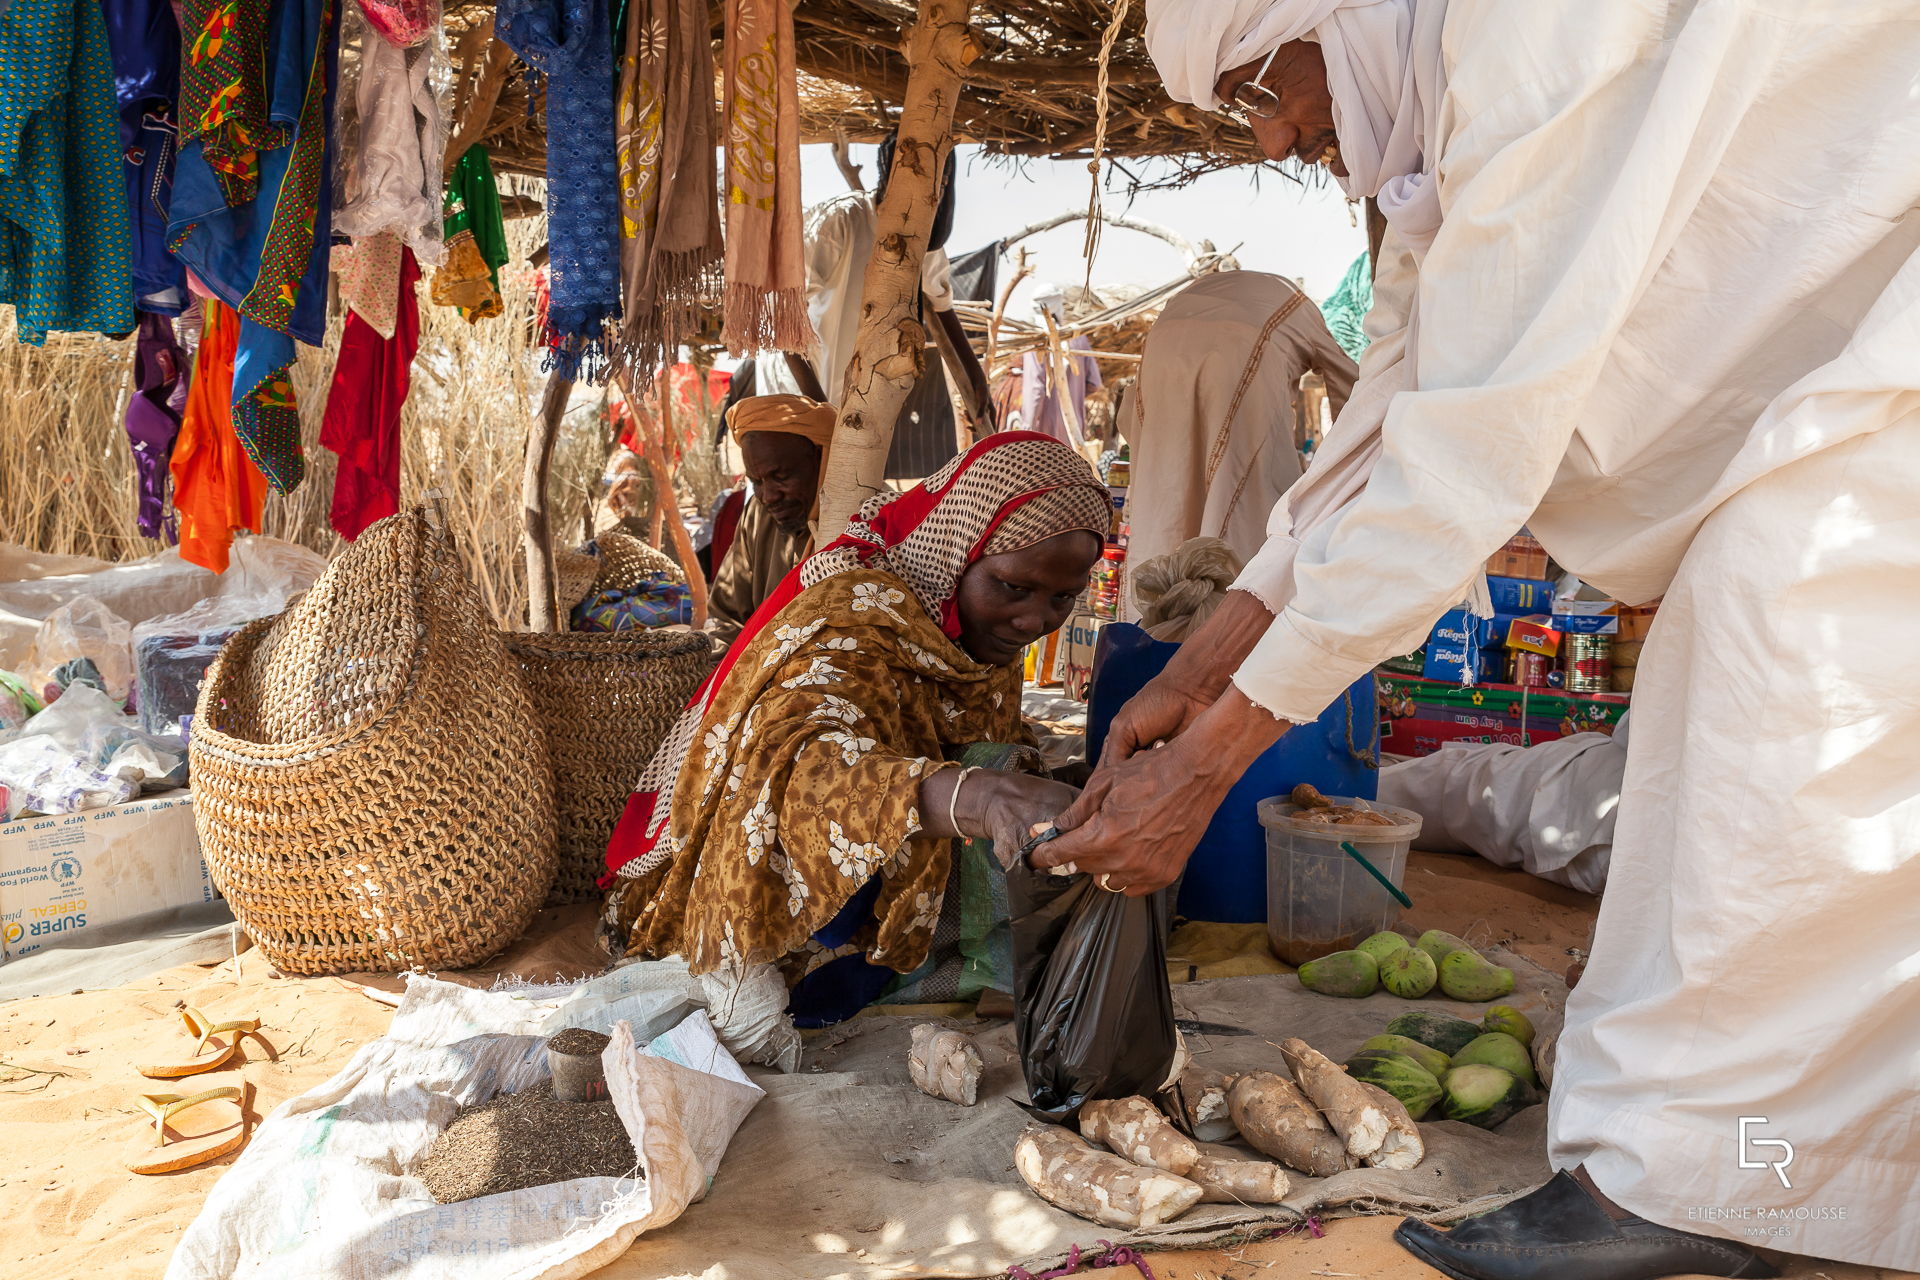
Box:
[1145,0,1449,253]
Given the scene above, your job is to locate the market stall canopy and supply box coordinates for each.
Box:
[441,1,1270,180]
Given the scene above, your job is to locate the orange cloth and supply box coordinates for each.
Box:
[170,299,267,573]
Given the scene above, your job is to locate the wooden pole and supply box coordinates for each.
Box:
[814,0,977,535]
[615,369,711,627]
[523,369,570,632]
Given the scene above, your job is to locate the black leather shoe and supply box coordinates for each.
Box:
[1394,1171,1779,1280]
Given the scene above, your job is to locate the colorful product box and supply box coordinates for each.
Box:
[1485,575,1559,613]
[1377,674,1629,758]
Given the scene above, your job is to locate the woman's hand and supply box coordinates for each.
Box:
[955,770,1081,869]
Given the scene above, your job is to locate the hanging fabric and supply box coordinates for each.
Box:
[322,248,420,540]
[126,312,191,540]
[99,0,187,315]
[332,0,447,264]
[433,141,508,320]
[335,230,405,338]
[614,0,721,376]
[0,0,135,342]
[169,0,338,495]
[171,298,266,573]
[718,0,812,355]
[496,0,622,380]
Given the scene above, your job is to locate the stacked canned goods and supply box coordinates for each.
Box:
[1561,633,1613,693]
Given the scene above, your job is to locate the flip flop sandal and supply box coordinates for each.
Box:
[124,1083,253,1175]
[138,1007,270,1080]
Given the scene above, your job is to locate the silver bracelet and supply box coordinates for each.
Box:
[946,766,978,837]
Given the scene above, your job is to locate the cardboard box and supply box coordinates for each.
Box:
[1423,609,1498,683]
[1504,615,1561,657]
[1059,613,1106,701]
[1377,674,1629,758]
[1551,599,1621,635]
[1485,575,1559,613]
[1,790,214,966]
[1486,533,1550,579]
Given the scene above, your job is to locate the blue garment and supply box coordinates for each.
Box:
[99,0,185,314]
[0,0,134,341]
[168,0,335,493]
[497,0,620,381]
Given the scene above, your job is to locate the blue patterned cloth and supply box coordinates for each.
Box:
[99,0,187,314]
[497,0,621,381]
[0,0,134,342]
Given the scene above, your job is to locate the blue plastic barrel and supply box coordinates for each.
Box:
[1085,623,1380,923]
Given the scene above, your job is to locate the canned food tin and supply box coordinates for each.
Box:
[1562,633,1613,694]
[1508,650,1553,688]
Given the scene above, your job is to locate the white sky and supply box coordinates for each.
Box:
[797,143,1369,319]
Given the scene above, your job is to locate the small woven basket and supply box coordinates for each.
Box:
[589,530,685,591]
[190,504,558,975]
[504,628,715,903]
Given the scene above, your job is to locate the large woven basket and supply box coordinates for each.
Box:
[504,628,715,903]
[190,504,558,975]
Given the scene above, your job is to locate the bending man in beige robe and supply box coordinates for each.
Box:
[1118,270,1356,595]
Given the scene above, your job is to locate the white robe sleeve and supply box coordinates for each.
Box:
[1231,48,1673,724]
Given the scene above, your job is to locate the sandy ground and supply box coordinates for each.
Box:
[0,868,1906,1280]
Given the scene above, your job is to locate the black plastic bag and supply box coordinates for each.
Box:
[1008,859,1177,1123]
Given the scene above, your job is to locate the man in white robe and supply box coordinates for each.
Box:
[1042,2,1920,1276]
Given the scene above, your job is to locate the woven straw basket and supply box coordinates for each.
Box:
[504,628,714,904]
[590,529,685,590]
[190,504,558,975]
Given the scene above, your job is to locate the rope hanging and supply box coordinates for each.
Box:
[1081,0,1132,281]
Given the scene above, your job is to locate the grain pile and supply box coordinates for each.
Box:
[416,1080,638,1204]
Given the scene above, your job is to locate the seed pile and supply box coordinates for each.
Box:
[547,1027,612,1056]
[416,1079,638,1204]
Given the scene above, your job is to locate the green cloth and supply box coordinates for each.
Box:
[880,741,1036,1004]
[443,143,508,294]
[1320,250,1373,363]
[0,0,133,342]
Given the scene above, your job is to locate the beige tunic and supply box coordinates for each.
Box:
[706,496,807,645]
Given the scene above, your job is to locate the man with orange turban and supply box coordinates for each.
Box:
[707,394,837,644]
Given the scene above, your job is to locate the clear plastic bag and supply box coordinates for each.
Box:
[25,597,134,703]
[0,683,187,818]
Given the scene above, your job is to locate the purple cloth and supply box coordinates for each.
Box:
[1018,335,1103,446]
[126,311,188,539]
[99,0,187,314]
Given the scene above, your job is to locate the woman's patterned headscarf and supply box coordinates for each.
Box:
[605,431,1110,882]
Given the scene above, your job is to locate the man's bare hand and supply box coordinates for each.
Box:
[1039,687,1290,895]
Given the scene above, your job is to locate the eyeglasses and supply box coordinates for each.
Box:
[1219,44,1283,127]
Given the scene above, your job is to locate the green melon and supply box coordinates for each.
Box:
[1482,1005,1536,1046]
[1297,949,1379,998]
[1356,931,1412,968]
[1440,1064,1537,1129]
[1438,949,1515,1002]
[1358,1034,1452,1081]
[1384,1011,1483,1057]
[1380,946,1439,998]
[1451,1032,1539,1089]
[1344,1050,1442,1121]
[1416,929,1477,967]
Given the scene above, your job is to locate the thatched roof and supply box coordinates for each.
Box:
[447,2,1270,182]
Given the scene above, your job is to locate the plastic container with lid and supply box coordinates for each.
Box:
[1259,796,1423,967]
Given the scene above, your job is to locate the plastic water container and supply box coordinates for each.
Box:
[1086,623,1380,923]
[1259,797,1422,966]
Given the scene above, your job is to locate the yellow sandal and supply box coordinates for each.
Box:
[124,1083,253,1175]
[137,1007,271,1080]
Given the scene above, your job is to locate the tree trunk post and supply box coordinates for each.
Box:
[523,369,570,632]
[814,0,977,535]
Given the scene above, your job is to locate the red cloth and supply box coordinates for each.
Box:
[322,249,422,540]
[707,486,747,576]
[614,363,733,454]
[171,300,266,574]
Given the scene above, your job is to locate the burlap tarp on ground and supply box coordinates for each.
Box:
[3,872,1567,1280]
